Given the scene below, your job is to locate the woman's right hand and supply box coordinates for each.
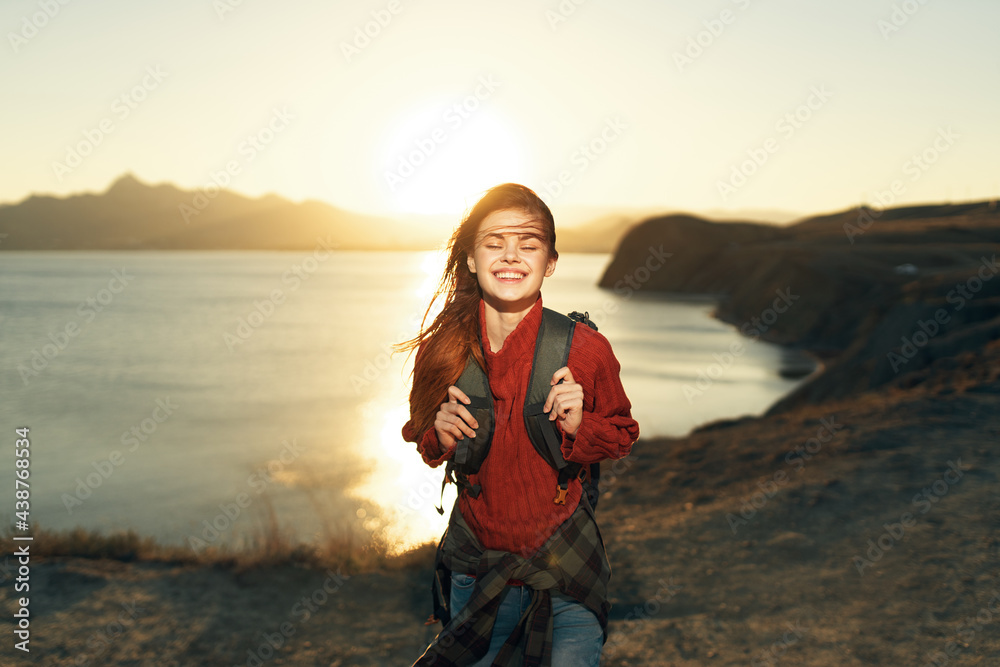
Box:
[434,385,479,454]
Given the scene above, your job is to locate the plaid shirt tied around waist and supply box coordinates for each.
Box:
[413,495,611,667]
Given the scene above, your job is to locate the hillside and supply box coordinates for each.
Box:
[600,200,1000,412]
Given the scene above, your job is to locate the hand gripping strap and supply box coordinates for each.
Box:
[453,356,495,477]
[449,308,590,507]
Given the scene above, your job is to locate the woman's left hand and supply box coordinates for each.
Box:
[544,366,583,438]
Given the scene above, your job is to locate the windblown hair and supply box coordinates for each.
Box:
[394,183,558,438]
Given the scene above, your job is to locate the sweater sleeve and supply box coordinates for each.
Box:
[557,327,639,465]
[401,419,455,468]
[399,341,455,468]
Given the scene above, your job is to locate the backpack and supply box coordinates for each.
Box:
[427,307,601,626]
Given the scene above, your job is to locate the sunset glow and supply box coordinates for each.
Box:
[3,0,996,219]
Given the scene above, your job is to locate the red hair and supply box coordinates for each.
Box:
[394,183,559,437]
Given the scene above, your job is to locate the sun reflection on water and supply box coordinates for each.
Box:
[345,248,456,555]
[348,394,456,556]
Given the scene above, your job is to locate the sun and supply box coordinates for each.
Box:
[378,101,527,216]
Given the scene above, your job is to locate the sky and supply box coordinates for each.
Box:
[2,0,999,224]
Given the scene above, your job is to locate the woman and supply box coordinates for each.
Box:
[397,183,639,666]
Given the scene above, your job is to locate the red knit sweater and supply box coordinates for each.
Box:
[401,293,640,556]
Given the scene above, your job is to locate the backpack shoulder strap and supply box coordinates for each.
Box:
[445,353,495,504]
[524,308,607,508]
[524,307,576,414]
[452,356,495,471]
[523,308,578,494]
[568,310,598,332]
[565,311,601,508]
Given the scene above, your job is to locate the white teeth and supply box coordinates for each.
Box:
[494,272,524,280]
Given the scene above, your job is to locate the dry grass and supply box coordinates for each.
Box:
[1,497,436,576]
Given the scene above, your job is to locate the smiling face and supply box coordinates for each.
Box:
[466,208,557,312]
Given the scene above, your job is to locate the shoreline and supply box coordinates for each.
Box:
[2,278,805,553]
[1,290,820,560]
[3,201,999,664]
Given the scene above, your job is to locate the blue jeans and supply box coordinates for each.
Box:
[449,572,604,666]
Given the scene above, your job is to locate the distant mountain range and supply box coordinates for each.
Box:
[0,174,436,251]
[0,174,809,253]
[6,174,987,255]
[0,174,637,252]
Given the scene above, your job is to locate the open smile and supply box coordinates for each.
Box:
[492,270,527,283]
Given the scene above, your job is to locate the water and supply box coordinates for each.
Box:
[0,251,816,552]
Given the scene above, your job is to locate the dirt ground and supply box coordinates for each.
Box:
[2,340,999,666]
